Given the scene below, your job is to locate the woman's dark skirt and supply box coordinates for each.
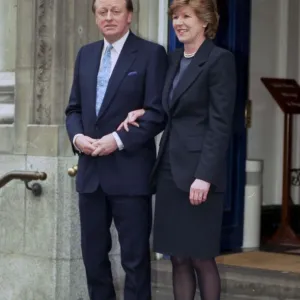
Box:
[153,150,224,259]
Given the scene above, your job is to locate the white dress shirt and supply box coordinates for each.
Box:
[73,31,130,151]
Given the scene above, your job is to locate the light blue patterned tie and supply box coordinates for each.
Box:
[96,44,113,116]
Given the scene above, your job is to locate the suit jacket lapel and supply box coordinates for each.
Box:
[162,50,182,114]
[97,33,138,119]
[170,39,215,110]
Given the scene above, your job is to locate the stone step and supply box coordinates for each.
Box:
[151,260,300,300]
[152,286,276,300]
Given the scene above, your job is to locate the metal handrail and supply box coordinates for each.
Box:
[0,171,47,196]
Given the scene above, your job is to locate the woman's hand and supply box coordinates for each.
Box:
[189,179,211,205]
[117,109,146,132]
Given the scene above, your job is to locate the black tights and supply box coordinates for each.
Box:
[170,256,221,300]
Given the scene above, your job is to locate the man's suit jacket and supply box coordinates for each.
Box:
[65,32,168,195]
[153,39,237,193]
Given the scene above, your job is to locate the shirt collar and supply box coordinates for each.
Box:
[103,30,130,54]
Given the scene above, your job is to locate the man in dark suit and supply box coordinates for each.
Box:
[65,0,168,299]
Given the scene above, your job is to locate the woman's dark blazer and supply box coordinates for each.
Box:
[153,39,237,193]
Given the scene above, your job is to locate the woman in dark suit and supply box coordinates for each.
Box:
[118,0,236,299]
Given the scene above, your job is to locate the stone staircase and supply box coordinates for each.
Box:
[151,260,300,300]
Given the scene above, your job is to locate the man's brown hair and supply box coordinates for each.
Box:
[92,0,134,13]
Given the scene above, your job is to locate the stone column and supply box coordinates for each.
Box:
[0,1,160,300]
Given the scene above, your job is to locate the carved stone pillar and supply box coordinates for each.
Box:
[14,0,100,154]
[32,0,100,125]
